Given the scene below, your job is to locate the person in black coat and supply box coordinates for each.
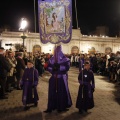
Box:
[16,52,25,89]
[0,47,11,99]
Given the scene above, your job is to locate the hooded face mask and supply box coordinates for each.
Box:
[49,45,69,64]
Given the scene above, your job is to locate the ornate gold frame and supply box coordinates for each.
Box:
[39,0,71,43]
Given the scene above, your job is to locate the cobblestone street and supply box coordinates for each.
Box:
[1,67,120,120]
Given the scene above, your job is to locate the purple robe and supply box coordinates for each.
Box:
[47,45,72,111]
[20,67,39,105]
[76,69,95,110]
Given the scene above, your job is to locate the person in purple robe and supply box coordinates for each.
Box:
[20,60,39,110]
[76,61,95,114]
[44,45,72,113]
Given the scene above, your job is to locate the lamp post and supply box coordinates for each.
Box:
[0,40,2,47]
[34,0,36,33]
[19,18,28,49]
[21,33,27,48]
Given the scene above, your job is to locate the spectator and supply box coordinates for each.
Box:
[16,52,25,90]
[6,51,16,92]
[0,47,11,99]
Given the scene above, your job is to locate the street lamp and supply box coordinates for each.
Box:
[19,18,28,49]
[0,40,2,47]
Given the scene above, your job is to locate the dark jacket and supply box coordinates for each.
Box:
[16,57,25,78]
[0,54,11,79]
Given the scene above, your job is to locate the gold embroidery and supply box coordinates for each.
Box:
[65,7,71,34]
[40,12,45,33]
[39,0,71,43]
[50,34,59,43]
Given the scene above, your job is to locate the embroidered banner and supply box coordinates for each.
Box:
[38,0,72,44]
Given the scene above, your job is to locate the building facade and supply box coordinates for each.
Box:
[0,29,120,54]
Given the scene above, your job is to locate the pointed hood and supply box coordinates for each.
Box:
[49,45,70,64]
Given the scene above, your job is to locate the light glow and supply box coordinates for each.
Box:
[19,18,27,30]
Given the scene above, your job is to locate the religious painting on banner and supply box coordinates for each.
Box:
[38,0,72,44]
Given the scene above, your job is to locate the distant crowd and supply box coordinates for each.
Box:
[69,51,120,84]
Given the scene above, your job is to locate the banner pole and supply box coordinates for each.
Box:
[82,67,84,98]
[34,0,36,33]
[55,44,58,93]
[75,0,78,29]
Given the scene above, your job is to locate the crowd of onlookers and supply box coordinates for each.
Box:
[0,47,51,99]
[1,46,120,100]
[69,51,120,85]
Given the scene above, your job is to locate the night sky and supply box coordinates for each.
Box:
[0,0,120,36]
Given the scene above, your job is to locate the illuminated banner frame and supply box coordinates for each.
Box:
[38,0,72,44]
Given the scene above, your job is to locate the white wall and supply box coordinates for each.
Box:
[1,31,120,54]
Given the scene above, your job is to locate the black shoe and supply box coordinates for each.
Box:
[34,102,38,107]
[57,108,69,113]
[24,106,30,111]
[6,90,12,93]
[4,93,8,95]
[0,96,8,99]
[84,109,88,113]
[57,109,62,113]
[17,87,21,90]
[43,109,52,113]
[63,108,69,111]
[79,109,83,114]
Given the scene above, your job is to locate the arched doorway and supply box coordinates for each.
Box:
[71,46,79,54]
[33,45,41,54]
[105,47,112,54]
[88,47,95,54]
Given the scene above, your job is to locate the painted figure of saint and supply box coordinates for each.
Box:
[51,12,60,31]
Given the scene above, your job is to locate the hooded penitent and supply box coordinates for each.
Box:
[46,45,72,111]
